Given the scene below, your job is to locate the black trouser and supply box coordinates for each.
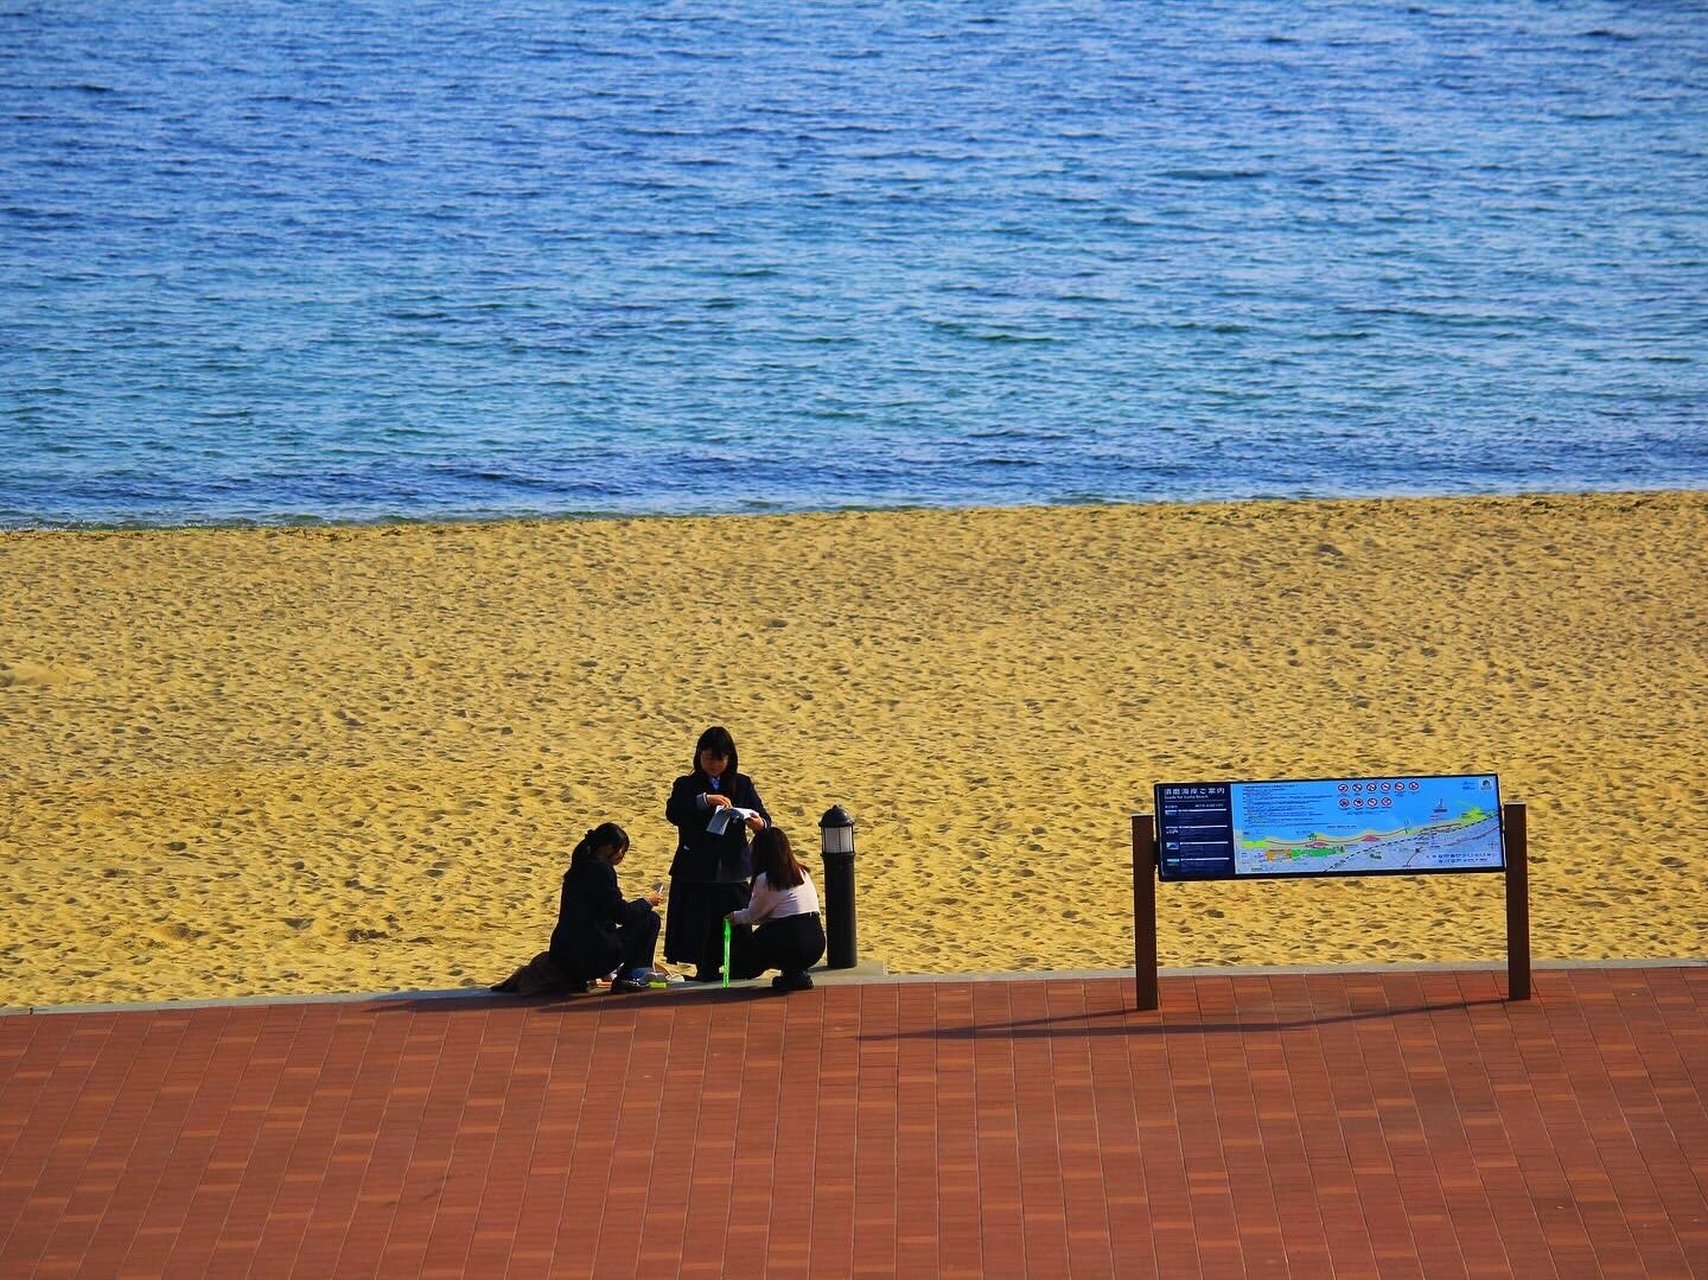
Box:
[619,901,661,974]
[551,901,659,984]
[730,912,826,980]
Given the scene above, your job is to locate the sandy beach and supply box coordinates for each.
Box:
[1,491,1703,1007]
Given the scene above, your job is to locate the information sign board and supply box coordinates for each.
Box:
[1154,773,1502,881]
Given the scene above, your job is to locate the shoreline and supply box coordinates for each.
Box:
[4,480,1701,536]
[3,490,1705,1006]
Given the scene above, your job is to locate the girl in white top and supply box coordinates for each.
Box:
[726,827,826,992]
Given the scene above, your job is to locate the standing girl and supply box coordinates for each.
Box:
[664,725,770,982]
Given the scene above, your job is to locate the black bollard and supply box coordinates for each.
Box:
[818,804,858,969]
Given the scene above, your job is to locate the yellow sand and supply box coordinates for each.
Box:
[1,492,1704,1007]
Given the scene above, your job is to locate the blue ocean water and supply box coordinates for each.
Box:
[2,1,1705,528]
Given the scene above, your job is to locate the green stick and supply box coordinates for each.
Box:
[722,918,732,989]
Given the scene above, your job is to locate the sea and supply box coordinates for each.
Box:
[2,0,1705,529]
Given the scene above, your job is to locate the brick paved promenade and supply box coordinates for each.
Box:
[2,966,1704,1277]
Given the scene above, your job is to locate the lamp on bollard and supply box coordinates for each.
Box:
[819,805,858,969]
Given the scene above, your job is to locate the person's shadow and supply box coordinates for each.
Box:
[364,980,780,1016]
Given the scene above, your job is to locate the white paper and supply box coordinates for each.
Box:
[706,806,758,836]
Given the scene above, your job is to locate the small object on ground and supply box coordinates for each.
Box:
[492,950,586,996]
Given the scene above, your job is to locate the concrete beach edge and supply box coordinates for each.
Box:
[5,954,1704,1018]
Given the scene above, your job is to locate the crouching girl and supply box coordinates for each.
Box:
[727,826,825,992]
[494,822,662,996]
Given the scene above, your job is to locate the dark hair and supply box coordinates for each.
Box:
[569,822,629,873]
[751,826,805,890]
[693,725,739,779]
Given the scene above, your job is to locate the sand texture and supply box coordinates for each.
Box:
[2,492,1704,1006]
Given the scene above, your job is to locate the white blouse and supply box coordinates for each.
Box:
[730,871,820,926]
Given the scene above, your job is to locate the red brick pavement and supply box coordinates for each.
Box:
[1,966,1704,1278]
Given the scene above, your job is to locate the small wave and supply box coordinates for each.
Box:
[1167,321,1252,336]
[246,93,336,108]
[1159,168,1269,182]
[0,205,79,223]
[924,320,1062,344]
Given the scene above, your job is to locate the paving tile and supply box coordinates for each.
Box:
[3,967,1707,1275]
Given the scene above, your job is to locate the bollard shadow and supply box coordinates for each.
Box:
[855,993,1511,1043]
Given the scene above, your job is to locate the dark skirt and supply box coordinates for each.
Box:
[663,879,750,973]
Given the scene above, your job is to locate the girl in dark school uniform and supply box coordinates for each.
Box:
[664,725,771,982]
[550,822,663,993]
[494,822,662,995]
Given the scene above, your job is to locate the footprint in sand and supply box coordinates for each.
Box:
[150,923,205,943]
[0,658,95,689]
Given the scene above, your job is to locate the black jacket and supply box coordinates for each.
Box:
[665,770,771,883]
[549,860,652,982]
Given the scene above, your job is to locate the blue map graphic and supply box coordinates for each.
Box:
[1230,775,1502,876]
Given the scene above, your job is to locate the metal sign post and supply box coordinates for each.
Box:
[1504,802,1530,1000]
[1132,814,1159,1012]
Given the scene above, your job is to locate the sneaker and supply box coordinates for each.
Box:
[771,971,814,992]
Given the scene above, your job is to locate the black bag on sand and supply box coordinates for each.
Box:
[491,949,584,996]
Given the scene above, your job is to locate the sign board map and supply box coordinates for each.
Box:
[1154,773,1502,881]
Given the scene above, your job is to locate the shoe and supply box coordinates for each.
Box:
[771,971,814,992]
[610,974,650,994]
